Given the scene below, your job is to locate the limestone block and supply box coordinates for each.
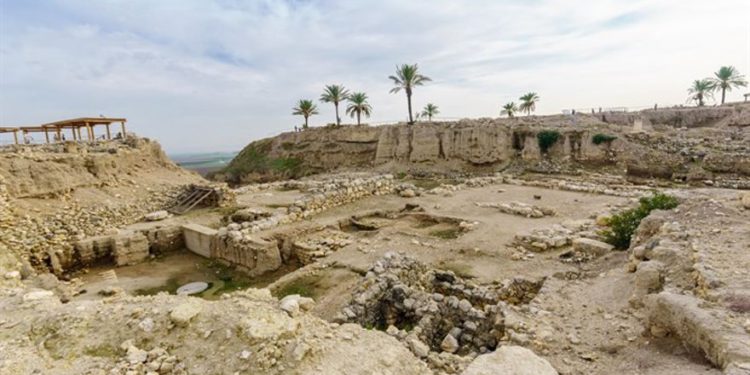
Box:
[182,223,216,258]
[112,231,149,266]
[572,238,614,257]
[741,192,750,210]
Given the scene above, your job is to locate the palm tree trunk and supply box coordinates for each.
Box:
[407,91,414,124]
[721,88,726,105]
[304,116,309,129]
[357,112,361,125]
[335,103,340,125]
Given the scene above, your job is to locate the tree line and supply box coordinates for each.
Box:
[293,63,747,129]
[687,66,747,106]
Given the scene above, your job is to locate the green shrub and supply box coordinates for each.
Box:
[592,133,617,145]
[537,131,561,153]
[600,193,679,249]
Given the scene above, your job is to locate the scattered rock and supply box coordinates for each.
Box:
[572,238,614,257]
[144,210,170,221]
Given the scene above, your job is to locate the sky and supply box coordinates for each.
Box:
[1,0,749,153]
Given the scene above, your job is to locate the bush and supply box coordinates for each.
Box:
[537,131,561,153]
[592,133,617,145]
[601,193,679,249]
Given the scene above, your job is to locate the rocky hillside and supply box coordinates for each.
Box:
[0,137,186,198]
[0,137,204,271]
[216,104,750,185]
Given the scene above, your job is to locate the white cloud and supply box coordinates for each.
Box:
[1,0,748,152]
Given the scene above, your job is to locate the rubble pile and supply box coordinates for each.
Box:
[292,230,353,265]
[475,201,556,218]
[625,194,750,372]
[338,253,545,370]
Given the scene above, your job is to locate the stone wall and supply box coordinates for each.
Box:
[211,235,282,277]
[68,231,149,271]
[213,174,395,275]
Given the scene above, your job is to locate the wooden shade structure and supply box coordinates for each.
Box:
[1,117,127,145]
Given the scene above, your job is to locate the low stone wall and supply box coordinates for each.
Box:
[70,231,149,271]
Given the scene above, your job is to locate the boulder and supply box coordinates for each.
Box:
[572,238,613,257]
[144,210,170,221]
[440,334,459,353]
[280,294,301,316]
[741,192,750,210]
[462,346,558,375]
[630,261,664,306]
[400,189,416,198]
[170,301,202,327]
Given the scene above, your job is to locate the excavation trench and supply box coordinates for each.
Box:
[340,253,546,356]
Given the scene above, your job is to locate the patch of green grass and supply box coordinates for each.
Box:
[537,130,561,153]
[220,139,306,182]
[413,220,439,228]
[265,203,289,209]
[592,133,617,145]
[134,277,181,296]
[84,344,120,358]
[600,193,679,249]
[430,228,461,240]
[273,275,324,299]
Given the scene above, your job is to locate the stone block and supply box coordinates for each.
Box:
[112,231,150,266]
[182,223,216,258]
[572,237,613,257]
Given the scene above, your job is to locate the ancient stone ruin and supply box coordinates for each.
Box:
[1,104,750,374]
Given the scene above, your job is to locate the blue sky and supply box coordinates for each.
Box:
[1,0,749,153]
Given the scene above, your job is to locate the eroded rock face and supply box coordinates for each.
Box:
[222,108,750,186]
[339,253,545,359]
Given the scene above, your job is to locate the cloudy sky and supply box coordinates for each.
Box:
[1,0,749,153]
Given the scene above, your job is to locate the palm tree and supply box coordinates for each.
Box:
[687,79,716,107]
[292,99,319,129]
[345,92,372,125]
[711,66,747,104]
[518,93,539,116]
[320,84,349,126]
[501,102,518,118]
[421,103,439,121]
[389,64,431,124]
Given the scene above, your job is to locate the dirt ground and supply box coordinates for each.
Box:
[69,180,731,374]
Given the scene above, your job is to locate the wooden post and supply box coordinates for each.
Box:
[13,130,18,145]
[56,127,62,143]
[77,127,82,140]
[86,122,93,141]
[120,121,127,139]
[105,123,111,139]
[44,128,50,143]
